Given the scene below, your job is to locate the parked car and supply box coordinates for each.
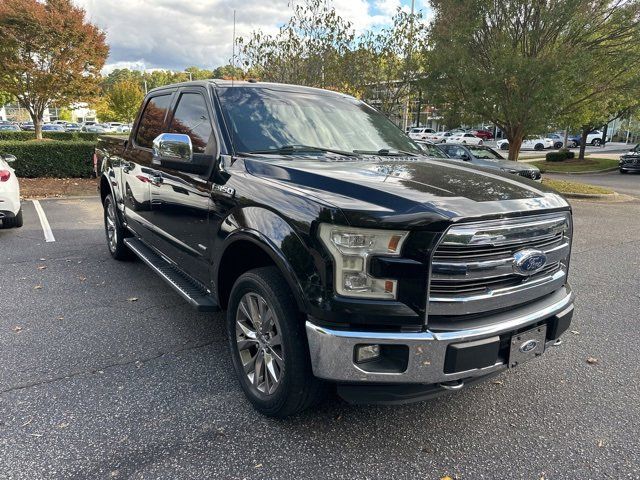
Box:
[470,129,494,140]
[0,154,22,228]
[545,133,570,149]
[42,124,66,132]
[20,122,35,131]
[619,144,640,173]
[115,124,132,134]
[423,131,454,143]
[0,124,21,131]
[444,132,484,145]
[568,130,610,146]
[95,80,574,417]
[439,144,542,180]
[497,136,553,151]
[82,125,107,133]
[415,140,449,158]
[64,123,82,132]
[408,127,436,140]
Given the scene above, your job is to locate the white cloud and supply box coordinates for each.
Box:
[73,0,423,72]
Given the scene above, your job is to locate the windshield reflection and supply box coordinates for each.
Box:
[217,86,422,156]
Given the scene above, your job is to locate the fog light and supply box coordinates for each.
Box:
[355,344,380,363]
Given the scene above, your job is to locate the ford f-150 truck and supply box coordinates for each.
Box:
[96,80,574,417]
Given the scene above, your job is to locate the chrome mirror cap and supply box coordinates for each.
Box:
[152,133,193,163]
[2,154,17,163]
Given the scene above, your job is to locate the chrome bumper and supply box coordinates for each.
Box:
[306,286,573,384]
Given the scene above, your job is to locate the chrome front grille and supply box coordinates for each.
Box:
[428,213,572,317]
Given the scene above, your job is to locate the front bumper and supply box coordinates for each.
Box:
[306,285,573,385]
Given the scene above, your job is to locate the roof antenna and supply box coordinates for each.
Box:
[232,9,236,87]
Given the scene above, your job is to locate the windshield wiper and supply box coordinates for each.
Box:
[353,148,418,157]
[242,144,358,157]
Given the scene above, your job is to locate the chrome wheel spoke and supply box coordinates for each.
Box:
[235,292,284,396]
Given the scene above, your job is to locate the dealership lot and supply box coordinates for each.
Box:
[1,196,639,479]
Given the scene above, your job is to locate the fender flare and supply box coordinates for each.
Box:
[214,228,311,313]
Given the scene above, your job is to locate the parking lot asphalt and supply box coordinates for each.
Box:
[1,196,639,479]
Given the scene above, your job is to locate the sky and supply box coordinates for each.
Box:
[72,0,431,73]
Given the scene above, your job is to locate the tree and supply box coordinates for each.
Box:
[424,0,640,160]
[0,0,108,139]
[106,80,144,123]
[58,107,72,122]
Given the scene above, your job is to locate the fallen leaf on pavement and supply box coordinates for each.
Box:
[37,265,47,270]
[57,317,64,321]
[34,285,42,290]
[492,380,504,385]
[587,357,599,365]
[571,330,579,335]
[21,417,33,427]
[127,297,138,302]
[254,464,263,469]
[57,422,69,429]
[12,326,23,333]
[597,439,605,447]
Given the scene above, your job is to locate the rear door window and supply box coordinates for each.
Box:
[168,92,213,154]
[135,94,173,149]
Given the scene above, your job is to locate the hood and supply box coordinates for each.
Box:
[242,155,568,228]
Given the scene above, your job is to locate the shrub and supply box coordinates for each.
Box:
[0,131,102,142]
[546,149,575,162]
[0,140,95,178]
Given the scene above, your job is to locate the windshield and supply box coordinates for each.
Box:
[467,146,503,160]
[217,87,422,155]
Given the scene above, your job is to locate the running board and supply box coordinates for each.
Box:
[124,238,220,312]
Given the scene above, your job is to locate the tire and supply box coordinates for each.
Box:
[592,138,602,146]
[620,169,627,174]
[534,143,544,151]
[554,142,563,149]
[500,143,509,151]
[227,266,326,417]
[478,140,484,146]
[103,194,134,260]
[14,208,23,228]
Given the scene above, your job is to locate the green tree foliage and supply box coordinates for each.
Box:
[106,80,145,123]
[0,0,108,139]
[57,107,72,122]
[425,0,640,160]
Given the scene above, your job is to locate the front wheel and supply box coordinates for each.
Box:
[500,143,509,150]
[620,169,628,174]
[592,138,602,146]
[554,142,563,149]
[227,266,326,417]
[534,143,544,151]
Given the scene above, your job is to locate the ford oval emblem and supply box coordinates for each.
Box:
[519,339,538,353]
[513,249,547,276]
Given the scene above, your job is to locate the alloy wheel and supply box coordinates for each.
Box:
[105,200,117,253]
[235,292,284,395]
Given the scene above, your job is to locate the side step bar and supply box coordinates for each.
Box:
[124,238,220,312]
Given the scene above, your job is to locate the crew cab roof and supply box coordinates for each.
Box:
[147,79,354,98]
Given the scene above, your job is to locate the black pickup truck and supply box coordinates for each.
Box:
[96,80,574,417]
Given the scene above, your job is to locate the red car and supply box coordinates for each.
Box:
[471,129,494,140]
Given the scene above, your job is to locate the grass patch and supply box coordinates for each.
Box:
[531,157,618,173]
[542,179,614,195]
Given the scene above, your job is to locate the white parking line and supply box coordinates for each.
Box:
[32,200,55,243]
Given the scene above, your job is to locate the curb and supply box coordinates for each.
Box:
[562,191,618,199]
[543,167,619,175]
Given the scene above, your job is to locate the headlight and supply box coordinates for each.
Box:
[318,224,408,299]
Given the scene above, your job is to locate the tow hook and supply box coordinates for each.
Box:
[439,380,465,391]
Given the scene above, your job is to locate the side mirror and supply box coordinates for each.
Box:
[2,154,16,163]
[153,133,193,165]
[460,153,471,161]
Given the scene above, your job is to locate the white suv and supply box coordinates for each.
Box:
[408,127,436,140]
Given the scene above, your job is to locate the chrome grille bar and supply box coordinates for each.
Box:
[428,213,572,318]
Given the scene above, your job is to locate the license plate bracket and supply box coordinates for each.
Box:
[509,325,547,368]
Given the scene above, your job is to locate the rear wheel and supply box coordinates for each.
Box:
[227,266,326,417]
[592,138,602,146]
[534,143,544,151]
[554,142,563,149]
[500,143,509,150]
[14,208,23,228]
[103,194,134,260]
